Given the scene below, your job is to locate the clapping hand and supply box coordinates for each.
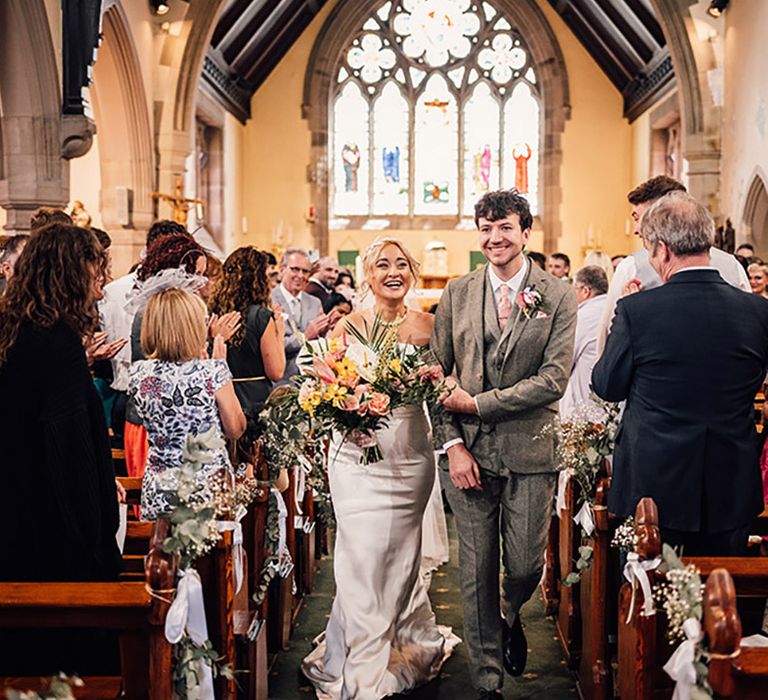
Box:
[85,332,128,365]
[272,304,286,337]
[208,311,242,342]
[211,335,227,360]
[622,278,642,296]
[305,312,331,340]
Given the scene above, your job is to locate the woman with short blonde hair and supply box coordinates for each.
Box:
[129,288,246,519]
[747,262,768,299]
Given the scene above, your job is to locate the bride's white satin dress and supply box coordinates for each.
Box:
[302,405,459,699]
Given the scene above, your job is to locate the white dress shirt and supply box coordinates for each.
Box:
[280,282,303,322]
[443,258,529,452]
[559,293,607,419]
[98,271,137,392]
[596,246,750,354]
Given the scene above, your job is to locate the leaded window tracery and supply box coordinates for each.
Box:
[330,0,542,225]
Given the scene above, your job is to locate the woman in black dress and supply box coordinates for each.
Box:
[209,247,286,444]
[0,223,122,672]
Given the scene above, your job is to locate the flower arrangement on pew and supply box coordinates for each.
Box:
[654,544,711,699]
[540,398,621,584]
[611,516,637,553]
[254,385,327,605]
[297,315,448,465]
[4,674,82,699]
[155,427,255,699]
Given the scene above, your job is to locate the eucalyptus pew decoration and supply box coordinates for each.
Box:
[255,386,332,605]
[156,427,263,699]
[541,398,620,585]
[654,544,712,699]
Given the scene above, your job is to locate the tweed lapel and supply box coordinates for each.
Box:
[501,261,547,366]
[467,266,486,353]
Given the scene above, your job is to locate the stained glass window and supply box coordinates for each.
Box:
[331,0,541,220]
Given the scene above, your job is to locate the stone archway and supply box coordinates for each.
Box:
[743,172,768,256]
[0,0,69,231]
[651,0,723,215]
[302,0,571,254]
[91,1,155,269]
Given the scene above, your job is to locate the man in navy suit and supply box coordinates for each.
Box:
[592,192,768,555]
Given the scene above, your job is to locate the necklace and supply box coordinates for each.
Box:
[376,309,408,327]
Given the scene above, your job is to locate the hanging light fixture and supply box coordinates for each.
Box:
[707,0,730,18]
[149,0,171,15]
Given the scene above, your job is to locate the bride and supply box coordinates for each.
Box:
[301,238,459,699]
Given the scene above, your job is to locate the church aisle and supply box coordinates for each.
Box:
[269,515,576,699]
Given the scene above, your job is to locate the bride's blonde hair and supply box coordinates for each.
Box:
[360,237,420,296]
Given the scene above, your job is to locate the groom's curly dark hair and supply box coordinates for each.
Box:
[474,189,533,231]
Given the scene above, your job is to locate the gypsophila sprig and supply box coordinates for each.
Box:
[654,544,704,643]
[611,516,638,553]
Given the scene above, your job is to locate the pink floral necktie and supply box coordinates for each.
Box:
[497,283,513,329]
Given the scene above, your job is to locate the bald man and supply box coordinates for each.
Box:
[305,255,339,305]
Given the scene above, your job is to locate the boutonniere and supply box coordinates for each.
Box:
[516,284,544,319]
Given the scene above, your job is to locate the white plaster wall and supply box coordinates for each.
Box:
[721,0,768,237]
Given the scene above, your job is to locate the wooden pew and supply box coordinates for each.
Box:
[555,474,582,668]
[541,511,560,616]
[0,520,175,700]
[269,467,298,652]
[577,468,621,700]
[704,568,768,699]
[617,498,768,699]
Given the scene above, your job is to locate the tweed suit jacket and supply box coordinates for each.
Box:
[271,286,323,385]
[431,261,577,474]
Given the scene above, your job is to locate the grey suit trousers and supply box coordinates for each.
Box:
[440,465,556,692]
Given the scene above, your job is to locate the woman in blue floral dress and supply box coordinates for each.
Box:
[129,288,246,519]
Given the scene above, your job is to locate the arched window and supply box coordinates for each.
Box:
[329,0,541,226]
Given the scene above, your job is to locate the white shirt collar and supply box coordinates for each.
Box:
[578,293,606,310]
[487,257,529,296]
[280,283,302,303]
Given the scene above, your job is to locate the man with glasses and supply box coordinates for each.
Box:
[272,247,330,384]
[559,265,609,418]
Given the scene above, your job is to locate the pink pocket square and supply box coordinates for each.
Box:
[535,311,548,319]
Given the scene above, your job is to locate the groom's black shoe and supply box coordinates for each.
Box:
[477,691,503,699]
[503,616,527,676]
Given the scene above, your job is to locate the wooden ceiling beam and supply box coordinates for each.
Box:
[623,0,667,46]
[221,0,283,65]
[211,0,253,48]
[593,0,658,60]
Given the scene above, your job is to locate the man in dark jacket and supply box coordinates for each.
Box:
[592,191,768,555]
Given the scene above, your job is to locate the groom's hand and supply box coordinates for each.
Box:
[441,381,479,415]
[447,444,482,491]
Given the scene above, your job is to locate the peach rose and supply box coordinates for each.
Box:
[367,391,390,416]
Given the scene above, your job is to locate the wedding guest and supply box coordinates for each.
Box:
[736,242,755,258]
[597,176,750,353]
[123,232,212,479]
[748,262,768,299]
[29,206,72,231]
[129,288,245,520]
[272,247,329,384]
[0,223,121,581]
[305,255,339,305]
[611,254,625,271]
[526,250,546,270]
[322,291,353,331]
[209,246,286,441]
[334,270,357,304]
[592,192,768,556]
[200,253,223,302]
[264,251,280,289]
[0,233,28,294]
[0,223,123,675]
[91,227,113,283]
[548,252,571,281]
[99,220,188,444]
[583,250,613,282]
[560,266,609,418]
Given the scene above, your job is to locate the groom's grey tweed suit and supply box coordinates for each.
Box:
[431,261,577,691]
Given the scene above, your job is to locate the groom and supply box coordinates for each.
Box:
[431,189,577,698]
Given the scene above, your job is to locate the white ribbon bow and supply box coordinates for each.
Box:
[574,501,595,536]
[663,617,703,700]
[272,488,294,578]
[556,470,572,518]
[623,553,661,622]
[216,505,247,594]
[164,568,215,700]
[294,464,306,516]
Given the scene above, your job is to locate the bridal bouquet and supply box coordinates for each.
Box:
[296,315,447,464]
